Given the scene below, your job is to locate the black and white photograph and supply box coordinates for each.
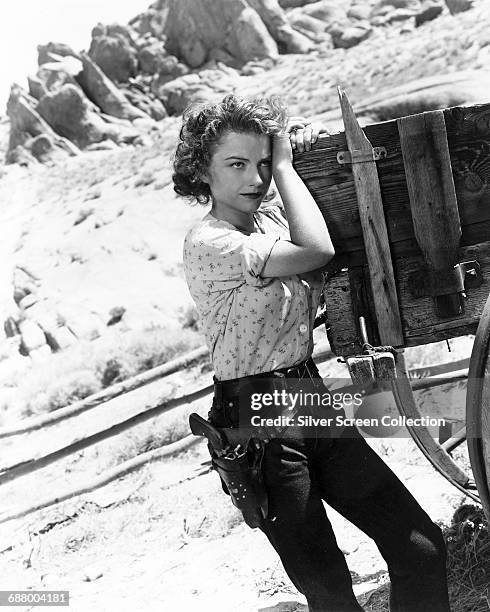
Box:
[1,0,490,610]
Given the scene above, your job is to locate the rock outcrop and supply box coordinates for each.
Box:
[28,56,83,100]
[6,85,79,164]
[78,53,149,121]
[36,84,109,149]
[162,0,279,68]
[248,0,317,53]
[88,30,138,83]
[37,42,80,66]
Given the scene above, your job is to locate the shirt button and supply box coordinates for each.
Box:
[299,323,308,333]
[298,288,305,297]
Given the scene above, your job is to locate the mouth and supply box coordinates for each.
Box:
[240,192,264,199]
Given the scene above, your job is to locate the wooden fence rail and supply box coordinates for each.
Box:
[0,384,213,486]
[0,361,468,487]
[0,346,211,439]
[0,435,204,526]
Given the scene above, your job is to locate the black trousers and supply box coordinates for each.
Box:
[258,428,450,612]
[209,401,451,612]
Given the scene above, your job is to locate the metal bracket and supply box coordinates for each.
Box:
[408,260,483,298]
[337,147,387,165]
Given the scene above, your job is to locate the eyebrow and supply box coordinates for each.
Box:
[224,155,272,161]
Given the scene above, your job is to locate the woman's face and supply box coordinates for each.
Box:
[203,130,272,218]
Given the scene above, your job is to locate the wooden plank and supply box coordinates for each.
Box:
[324,240,490,355]
[293,101,490,270]
[398,111,464,317]
[339,88,404,347]
[398,111,461,273]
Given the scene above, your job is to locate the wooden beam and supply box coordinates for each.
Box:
[398,110,463,317]
[324,240,490,355]
[339,87,404,347]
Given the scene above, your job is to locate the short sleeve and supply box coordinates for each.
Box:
[183,218,281,301]
[241,232,280,287]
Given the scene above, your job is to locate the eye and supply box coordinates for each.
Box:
[231,161,244,168]
[260,160,272,167]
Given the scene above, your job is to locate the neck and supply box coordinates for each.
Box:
[210,203,255,234]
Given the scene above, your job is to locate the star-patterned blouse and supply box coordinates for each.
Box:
[183,201,325,381]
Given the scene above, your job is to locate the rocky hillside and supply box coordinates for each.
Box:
[3,0,480,164]
[1,0,489,402]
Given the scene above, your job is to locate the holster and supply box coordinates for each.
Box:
[189,413,268,529]
[210,437,268,529]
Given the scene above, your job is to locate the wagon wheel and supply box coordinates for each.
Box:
[466,292,490,524]
[391,352,480,506]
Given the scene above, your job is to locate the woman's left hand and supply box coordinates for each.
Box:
[287,116,331,153]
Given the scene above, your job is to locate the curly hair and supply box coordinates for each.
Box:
[172,94,288,205]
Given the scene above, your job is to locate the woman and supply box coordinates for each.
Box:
[174,94,450,612]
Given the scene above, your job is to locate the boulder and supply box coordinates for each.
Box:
[91,22,138,45]
[278,0,322,7]
[371,0,420,10]
[330,22,372,48]
[415,0,444,25]
[382,8,418,22]
[78,53,149,120]
[120,86,167,120]
[30,134,57,163]
[37,42,80,66]
[163,0,278,68]
[44,326,78,351]
[129,8,168,38]
[445,0,473,13]
[288,12,328,35]
[28,76,47,101]
[34,56,83,95]
[19,319,47,353]
[88,34,138,83]
[156,74,219,115]
[6,84,79,164]
[106,23,138,43]
[291,0,347,23]
[37,84,108,149]
[347,5,371,20]
[248,0,315,53]
[4,316,19,338]
[138,41,169,74]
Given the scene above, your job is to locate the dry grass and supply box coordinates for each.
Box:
[360,504,490,612]
[446,505,490,612]
[1,325,201,420]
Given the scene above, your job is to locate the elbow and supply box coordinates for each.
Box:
[315,243,335,266]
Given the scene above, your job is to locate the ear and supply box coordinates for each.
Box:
[199,172,209,185]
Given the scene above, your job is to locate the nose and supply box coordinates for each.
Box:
[248,165,270,188]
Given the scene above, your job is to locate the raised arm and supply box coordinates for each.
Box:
[261,120,335,278]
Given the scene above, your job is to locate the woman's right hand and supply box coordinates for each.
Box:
[273,116,309,169]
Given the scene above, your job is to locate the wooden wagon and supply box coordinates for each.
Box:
[294,91,490,523]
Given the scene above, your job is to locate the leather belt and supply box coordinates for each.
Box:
[213,357,322,405]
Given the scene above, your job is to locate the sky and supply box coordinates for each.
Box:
[0,0,153,114]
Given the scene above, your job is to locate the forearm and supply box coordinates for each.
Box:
[274,162,334,255]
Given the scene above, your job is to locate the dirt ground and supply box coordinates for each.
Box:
[0,339,475,612]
